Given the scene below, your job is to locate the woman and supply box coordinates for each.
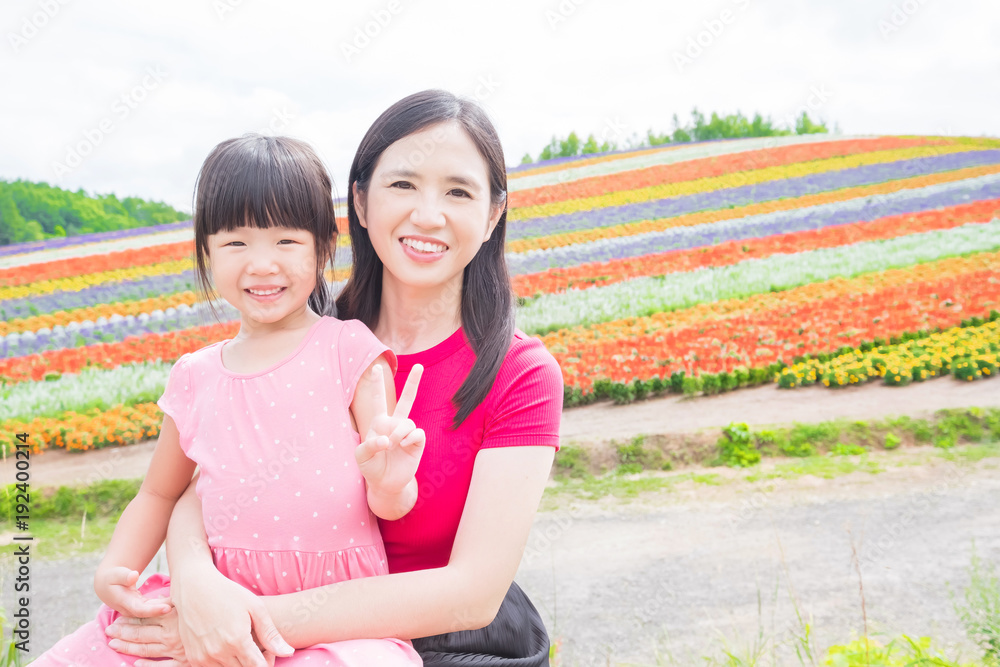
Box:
[104,89,562,666]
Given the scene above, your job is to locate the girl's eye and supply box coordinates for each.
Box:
[225,241,246,247]
[278,239,297,245]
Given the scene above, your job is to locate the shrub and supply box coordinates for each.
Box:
[953,548,1000,663]
[553,445,590,478]
[884,433,902,450]
[681,375,702,395]
[616,435,648,474]
[716,422,760,467]
[831,442,866,456]
[701,373,721,395]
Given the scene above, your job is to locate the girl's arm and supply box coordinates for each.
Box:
[265,443,555,643]
[94,415,197,616]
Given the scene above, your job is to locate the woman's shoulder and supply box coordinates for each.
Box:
[491,329,563,396]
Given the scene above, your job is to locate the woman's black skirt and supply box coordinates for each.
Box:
[411,582,550,667]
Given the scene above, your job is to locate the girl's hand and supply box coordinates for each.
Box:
[95,566,172,619]
[355,364,425,500]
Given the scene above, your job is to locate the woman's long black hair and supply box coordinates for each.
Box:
[336,90,513,429]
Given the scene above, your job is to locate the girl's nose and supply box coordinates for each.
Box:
[246,250,280,274]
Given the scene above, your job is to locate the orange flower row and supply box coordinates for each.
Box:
[546,258,1000,393]
[509,136,944,209]
[0,241,193,287]
[4,402,162,453]
[513,199,1000,297]
[0,321,240,384]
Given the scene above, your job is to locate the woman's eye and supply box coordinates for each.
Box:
[390,181,413,189]
[449,188,471,198]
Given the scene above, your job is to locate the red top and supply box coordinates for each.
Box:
[379,328,563,573]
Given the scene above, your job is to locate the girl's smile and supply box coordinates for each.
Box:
[209,225,319,331]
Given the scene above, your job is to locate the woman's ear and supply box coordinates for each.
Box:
[483,193,506,242]
[352,182,368,229]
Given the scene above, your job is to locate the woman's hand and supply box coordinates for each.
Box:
[355,364,425,516]
[109,562,293,667]
[94,565,172,618]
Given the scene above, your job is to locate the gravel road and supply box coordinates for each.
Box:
[7,451,999,666]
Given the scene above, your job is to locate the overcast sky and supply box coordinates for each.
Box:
[1,0,998,212]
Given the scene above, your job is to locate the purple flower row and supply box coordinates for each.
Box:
[505,150,1000,241]
[0,220,193,258]
[506,175,1000,275]
[0,273,198,319]
[1,306,227,359]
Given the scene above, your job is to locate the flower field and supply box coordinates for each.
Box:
[3,134,1000,453]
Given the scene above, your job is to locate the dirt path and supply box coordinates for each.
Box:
[6,377,1000,488]
[5,378,1000,664]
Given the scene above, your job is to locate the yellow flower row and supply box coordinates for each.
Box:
[506,163,1000,253]
[508,144,977,221]
[779,320,1000,389]
[1,259,192,301]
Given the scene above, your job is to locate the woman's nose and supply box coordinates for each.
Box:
[409,194,446,229]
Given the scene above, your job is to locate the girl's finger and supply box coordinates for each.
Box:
[354,436,390,465]
[399,428,425,450]
[388,418,417,445]
[393,364,423,420]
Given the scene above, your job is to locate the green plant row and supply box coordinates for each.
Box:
[553,407,1000,478]
[0,478,140,524]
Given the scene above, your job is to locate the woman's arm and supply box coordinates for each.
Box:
[264,444,555,644]
[159,474,294,666]
[95,415,196,616]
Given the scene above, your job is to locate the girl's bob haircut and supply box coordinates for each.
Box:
[336,89,513,429]
[193,134,338,317]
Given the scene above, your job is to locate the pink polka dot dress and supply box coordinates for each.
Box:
[34,316,422,666]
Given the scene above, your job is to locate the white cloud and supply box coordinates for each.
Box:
[0,0,997,212]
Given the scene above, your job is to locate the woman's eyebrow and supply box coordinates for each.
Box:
[382,168,418,179]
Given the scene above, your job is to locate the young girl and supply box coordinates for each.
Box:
[108,91,562,667]
[33,134,425,666]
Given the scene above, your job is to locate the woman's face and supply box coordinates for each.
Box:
[355,120,503,293]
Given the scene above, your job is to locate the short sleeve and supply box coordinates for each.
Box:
[157,353,193,447]
[338,319,398,406]
[481,335,563,451]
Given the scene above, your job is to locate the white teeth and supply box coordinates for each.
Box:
[248,288,282,296]
[401,238,446,253]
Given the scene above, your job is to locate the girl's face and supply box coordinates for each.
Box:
[355,120,503,293]
[207,225,319,328]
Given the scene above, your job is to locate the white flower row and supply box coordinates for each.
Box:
[3,361,173,423]
[515,219,1000,334]
[508,134,863,191]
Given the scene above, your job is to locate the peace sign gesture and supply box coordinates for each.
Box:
[354,363,425,520]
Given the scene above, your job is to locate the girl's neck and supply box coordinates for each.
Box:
[234,305,320,341]
[374,272,462,355]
